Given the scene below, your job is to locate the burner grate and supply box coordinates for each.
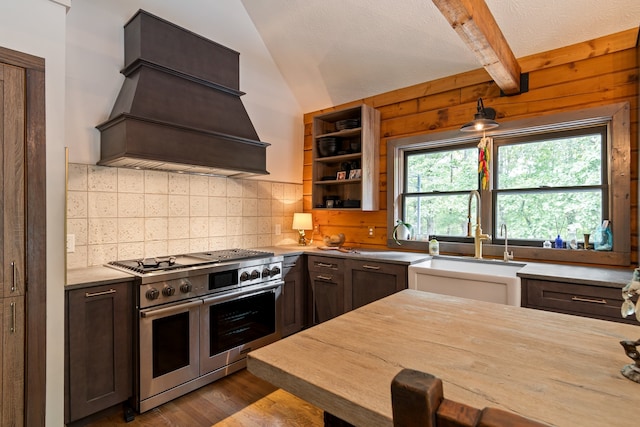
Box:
[108,249,275,274]
[108,258,185,274]
[190,248,275,262]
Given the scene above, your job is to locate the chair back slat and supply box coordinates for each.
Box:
[391,369,549,427]
[391,369,442,427]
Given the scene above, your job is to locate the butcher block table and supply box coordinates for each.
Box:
[247,289,640,427]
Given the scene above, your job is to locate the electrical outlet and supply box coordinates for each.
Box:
[275,224,281,236]
[368,226,375,238]
[67,234,75,253]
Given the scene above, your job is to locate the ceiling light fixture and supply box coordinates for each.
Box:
[460,98,499,132]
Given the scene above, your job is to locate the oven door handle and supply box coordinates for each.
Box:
[202,282,282,306]
[140,299,202,319]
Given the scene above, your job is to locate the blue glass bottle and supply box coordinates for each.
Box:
[555,234,563,249]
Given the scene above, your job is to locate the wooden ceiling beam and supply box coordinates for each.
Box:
[432,0,522,95]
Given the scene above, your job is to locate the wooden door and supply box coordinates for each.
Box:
[0,62,26,426]
[281,255,304,336]
[345,260,406,311]
[67,283,132,422]
[1,297,24,425]
[307,256,345,324]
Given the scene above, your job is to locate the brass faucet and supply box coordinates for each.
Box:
[467,190,491,259]
[500,223,514,262]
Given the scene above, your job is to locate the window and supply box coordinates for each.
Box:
[494,127,606,244]
[387,103,630,266]
[403,145,477,240]
[403,128,607,244]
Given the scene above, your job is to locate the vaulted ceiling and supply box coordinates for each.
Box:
[240,0,640,112]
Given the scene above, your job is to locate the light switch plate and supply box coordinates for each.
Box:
[67,234,75,253]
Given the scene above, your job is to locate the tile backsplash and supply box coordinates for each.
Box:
[66,164,302,269]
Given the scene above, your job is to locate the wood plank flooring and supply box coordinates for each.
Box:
[85,369,323,427]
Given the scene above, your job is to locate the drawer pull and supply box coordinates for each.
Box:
[284,263,297,268]
[571,296,607,304]
[11,261,16,293]
[362,265,381,270]
[10,302,16,333]
[85,288,117,298]
[317,262,334,268]
[316,275,334,281]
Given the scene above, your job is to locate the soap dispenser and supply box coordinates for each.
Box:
[429,238,439,256]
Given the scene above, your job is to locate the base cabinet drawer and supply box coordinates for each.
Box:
[308,255,344,273]
[524,278,634,324]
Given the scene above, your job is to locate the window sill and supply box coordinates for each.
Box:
[388,240,630,267]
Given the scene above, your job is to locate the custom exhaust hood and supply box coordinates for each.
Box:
[96,10,270,177]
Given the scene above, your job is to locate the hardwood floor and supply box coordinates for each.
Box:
[86,369,323,427]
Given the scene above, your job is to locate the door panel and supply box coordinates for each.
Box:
[2,64,25,298]
[0,62,26,426]
[2,296,24,427]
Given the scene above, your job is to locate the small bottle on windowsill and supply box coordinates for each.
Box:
[554,234,563,249]
[429,238,439,256]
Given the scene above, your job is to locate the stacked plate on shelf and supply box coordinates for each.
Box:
[335,118,360,131]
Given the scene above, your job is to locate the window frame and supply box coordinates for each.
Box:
[386,103,631,266]
[491,126,608,246]
[402,142,479,242]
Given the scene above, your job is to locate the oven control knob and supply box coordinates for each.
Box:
[250,270,260,280]
[240,271,250,281]
[262,268,271,278]
[162,286,175,297]
[179,281,192,293]
[270,266,281,277]
[145,288,159,300]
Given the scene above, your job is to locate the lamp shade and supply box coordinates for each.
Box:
[292,213,313,230]
[460,98,499,132]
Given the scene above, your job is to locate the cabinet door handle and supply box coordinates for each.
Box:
[571,296,607,304]
[362,264,381,270]
[10,302,16,333]
[316,275,334,281]
[141,299,202,319]
[317,262,334,268]
[85,288,117,298]
[11,261,16,293]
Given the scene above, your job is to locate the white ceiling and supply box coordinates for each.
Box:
[240,0,640,113]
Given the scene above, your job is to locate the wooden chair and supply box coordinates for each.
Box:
[391,369,549,427]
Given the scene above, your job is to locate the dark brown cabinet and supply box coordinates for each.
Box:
[345,259,407,310]
[281,254,305,337]
[1,62,26,427]
[308,256,345,324]
[307,255,409,325]
[65,281,133,423]
[522,278,635,324]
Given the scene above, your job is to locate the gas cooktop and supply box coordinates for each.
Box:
[108,248,275,274]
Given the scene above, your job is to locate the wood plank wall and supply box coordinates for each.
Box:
[303,28,639,263]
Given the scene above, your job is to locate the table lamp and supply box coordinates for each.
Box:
[292,213,313,246]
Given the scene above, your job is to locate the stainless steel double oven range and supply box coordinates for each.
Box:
[108,249,283,413]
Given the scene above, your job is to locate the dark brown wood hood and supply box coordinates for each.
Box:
[96,10,270,177]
